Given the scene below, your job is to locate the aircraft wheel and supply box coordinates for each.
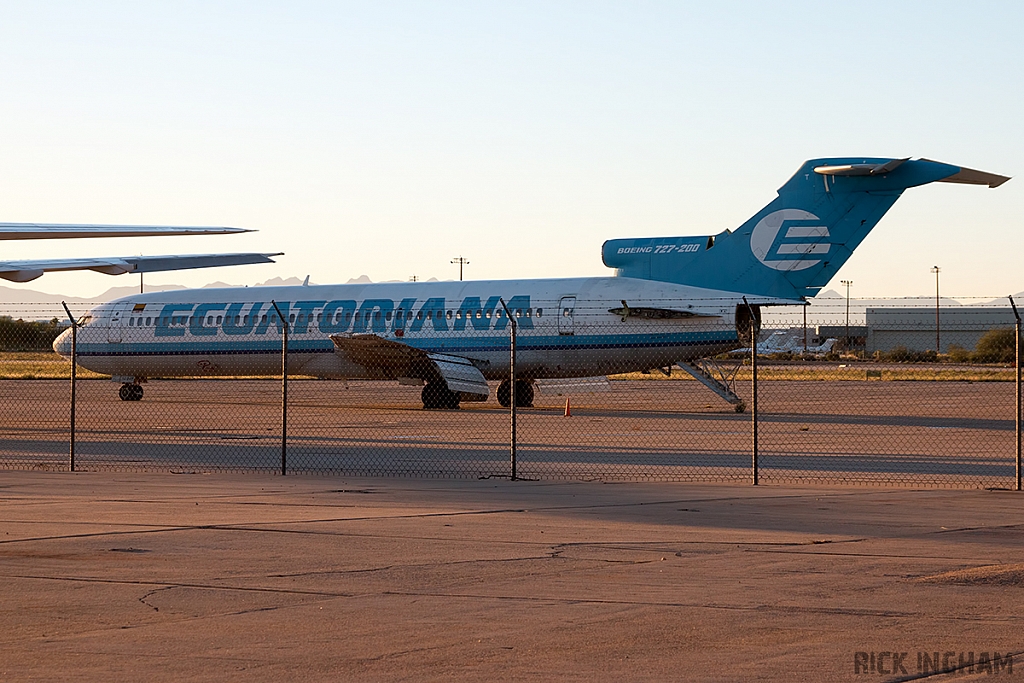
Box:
[734,402,746,413]
[514,380,534,408]
[443,390,461,410]
[119,383,144,402]
[497,379,512,408]
[422,382,459,410]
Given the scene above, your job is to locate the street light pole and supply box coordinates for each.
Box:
[931,266,941,353]
[802,302,808,354]
[841,280,853,352]
[451,256,469,281]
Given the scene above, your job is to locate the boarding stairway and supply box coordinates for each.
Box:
[676,359,746,412]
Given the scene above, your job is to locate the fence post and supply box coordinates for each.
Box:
[61,302,77,472]
[1010,296,1021,491]
[743,297,758,485]
[271,301,288,476]
[500,299,517,481]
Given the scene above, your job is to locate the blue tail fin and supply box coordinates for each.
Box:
[603,157,1009,300]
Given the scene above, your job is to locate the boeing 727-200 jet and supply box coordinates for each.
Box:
[53,157,1010,408]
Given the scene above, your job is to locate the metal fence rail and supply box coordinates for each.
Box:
[0,298,1020,489]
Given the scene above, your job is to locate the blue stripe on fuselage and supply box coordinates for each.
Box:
[73,331,740,358]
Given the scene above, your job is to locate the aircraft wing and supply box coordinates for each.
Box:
[329,333,489,401]
[0,223,251,240]
[0,252,282,283]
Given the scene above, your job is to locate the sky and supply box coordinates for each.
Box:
[0,1,1021,300]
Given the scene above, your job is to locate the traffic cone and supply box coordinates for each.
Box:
[564,397,572,417]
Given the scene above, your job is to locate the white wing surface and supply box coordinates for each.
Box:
[0,252,282,283]
[330,333,490,401]
[0,223,251,240]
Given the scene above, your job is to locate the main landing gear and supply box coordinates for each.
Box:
[118,383,144,402]
[421,381,461,410]
[497,379,534,408]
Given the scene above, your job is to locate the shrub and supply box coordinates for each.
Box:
[946,344,971,363]
[0,317,65,352]
[883,345,937,363]
[973,328,1017,364]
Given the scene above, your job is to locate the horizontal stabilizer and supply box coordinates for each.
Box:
[815,159,1009,187]
[0,223,252,240]
[813,158,910,177]
[330,333,489,400]
[0,253,282,283]
[921,160,1011,188]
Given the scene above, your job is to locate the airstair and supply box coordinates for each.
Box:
[676,358,746,412]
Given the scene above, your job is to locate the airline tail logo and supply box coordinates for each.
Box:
[749,209,830,271]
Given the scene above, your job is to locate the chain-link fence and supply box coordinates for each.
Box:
[1,296,1020,489]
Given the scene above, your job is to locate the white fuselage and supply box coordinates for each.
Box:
[54,277,757,381]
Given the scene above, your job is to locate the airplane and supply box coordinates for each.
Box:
[733,329,838,357]
[0,223,280,282]
[52,157,1009,408]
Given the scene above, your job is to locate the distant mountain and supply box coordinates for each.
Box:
[252,276,315,287]
[0,275,317,308]
[0,283,186,306]
[985,292,1024,306]
[764,290,1007,328]
[812,290,964,309]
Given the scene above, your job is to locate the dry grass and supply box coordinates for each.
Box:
[1,352,1015,382]
[917,563,1024,587]
[0,352,107,379]
[611,366,1015,382]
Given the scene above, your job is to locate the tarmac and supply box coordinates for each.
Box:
[2,472,1023,681]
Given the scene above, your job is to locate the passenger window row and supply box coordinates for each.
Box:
[125,307,544,331]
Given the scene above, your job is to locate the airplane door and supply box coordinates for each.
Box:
[558,296,576,336]
[107,305,124,343]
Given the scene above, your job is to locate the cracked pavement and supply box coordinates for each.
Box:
[1,473,1023,681]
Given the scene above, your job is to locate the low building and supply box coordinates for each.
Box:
[865,307,1015,354]
[816,325,867,351]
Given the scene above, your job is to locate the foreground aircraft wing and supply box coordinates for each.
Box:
[329,333,489,401]
[0,223,251,240]
[0,252,282,283]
